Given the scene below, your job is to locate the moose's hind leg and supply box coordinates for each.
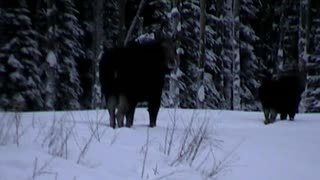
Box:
[263,107,271,124]
[116,95,129,128]
[107,95,117,128]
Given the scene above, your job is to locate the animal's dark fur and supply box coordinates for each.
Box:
[99,38,175,128]
[258,71,306,124]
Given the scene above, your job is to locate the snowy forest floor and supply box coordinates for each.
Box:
[0,109,319,180]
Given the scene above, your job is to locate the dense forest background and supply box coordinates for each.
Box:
[0,0,319,112]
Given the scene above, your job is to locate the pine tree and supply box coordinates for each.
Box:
[89,0,104,109]
[305,0,320,112]
[0,0,44,111]
[178,0,201,108]
[220,0,235,109]
[239,0,260,110]
[297,0,309,112]
[164,0,223,109]
[232,0,240,110]
[201,0,225,108]
[196,0,206,109]
[282,0,300,70]
[254,0,281,72]
[200,0,226,109]
[74,0,118,109]
[45,0,84,110]
[104,0,121,47]
[152,0,183,108]
[73,0,97,109]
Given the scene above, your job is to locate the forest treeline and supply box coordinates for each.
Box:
[0,0,319,112]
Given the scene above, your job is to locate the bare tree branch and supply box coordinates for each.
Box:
[124,0,146,47]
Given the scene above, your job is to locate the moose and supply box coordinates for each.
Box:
[99,37,176,128]
[258,69,306,124]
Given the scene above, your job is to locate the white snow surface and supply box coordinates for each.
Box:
[169,7,180,19]
[197,85,205,102]
[0,109,319,180]
[46,51,57,67]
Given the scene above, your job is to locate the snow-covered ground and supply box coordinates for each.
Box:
[0,108,319,180]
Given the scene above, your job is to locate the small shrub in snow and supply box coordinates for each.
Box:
[41,113,75,159]
[30,157,57,180]
[0,112,27,146]
[0,113,14,145]
[85,110,108,142]
[162,108,178,156]
[141,127,150,179]
[170,112,210,166]
[161,110,235,179]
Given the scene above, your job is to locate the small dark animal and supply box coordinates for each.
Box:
[99,38,176,128]
[258,70,306,124]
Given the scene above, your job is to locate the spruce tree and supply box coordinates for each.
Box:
[178,0,201,108]
[0,1,44,111]
[220,0,236,109]
[47,0,84,110]
[239,0,260,110]
[201,0,225,108]
[305,1,320,112]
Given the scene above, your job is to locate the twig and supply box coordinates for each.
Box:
[151,169,187,180]
[0,113,14,145]
[124,0,146,46]
[141,127,150,178]
[110,131,118,145]
[170,111,210,166]
[167,108,178,156]
[87,110,107,142]
[206,140,242,178]
[42,113,75,159]
[189,119,209,164]
[15,112,21,146]
[163,122,169,154]
[32,157,38,180]
[77,129,95,164]
[30,156,56,180]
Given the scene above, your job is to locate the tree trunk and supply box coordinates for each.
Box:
[169,0,181,108]
[216,0,226,108]
[45,51,57,110]
[196,0,206,109]
[118,0,126,45]
[44,0,56,110]
[124,0,145,47]
[91,0,104,108]
[299,0,310,112]
[222,0,234,109]
[277,0,288,72]
[298,0,308,70]
[232,0,240,110]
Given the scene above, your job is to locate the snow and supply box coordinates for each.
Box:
[176,47,184,55]
[278,49,284,58]
[177,22,182,32]
[9,71,25,82]
[197,85,205,102]
[136,33,155,43]
[8,55,23,69]
[17,15,31,24]
[169,7,180,19]
[0,109,319,180]
[46,51,57,67]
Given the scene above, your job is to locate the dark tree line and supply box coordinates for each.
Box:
[0,0,319,112]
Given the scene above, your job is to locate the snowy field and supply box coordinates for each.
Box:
[0,108,319,180]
